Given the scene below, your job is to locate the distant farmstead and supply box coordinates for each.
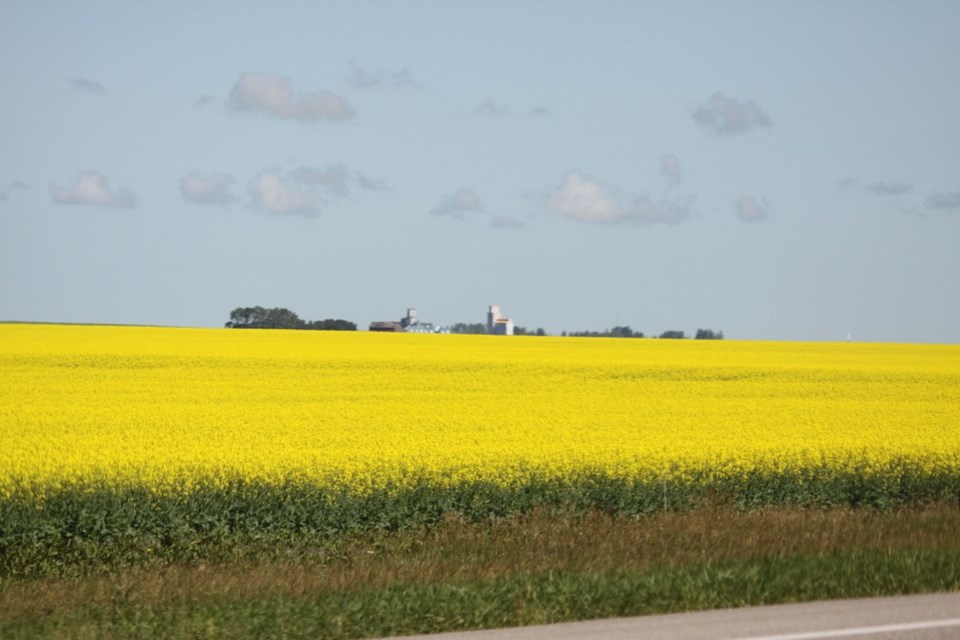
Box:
[370,306,516,335]
[487,304,514,336]
[369,308,438,333]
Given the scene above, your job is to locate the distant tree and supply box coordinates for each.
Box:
[658,330,686,339]
[304,318,358,331]
[260,307,303,329]
[565,326,644,338]
[695,328,724,340]
[226,307,355,331]
[226,306,269,328]
[509,327,548,336]
[449,322,487,335]
[610,325,643,338]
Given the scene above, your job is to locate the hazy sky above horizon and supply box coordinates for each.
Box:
[2,1,958,342]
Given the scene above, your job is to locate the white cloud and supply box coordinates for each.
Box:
[431,189,483,218]
[292,164,389,198]
[227,72,354,123]
[545,172,690,225]
[1,180,27,202]
[546,172,621,223]
[180,171,238,206]
[474,101,552,118]
[475,100,510,116]
[50,172,136,208]
[69,77,107,95]
[346,61,380,89]
[248,170,320,216]
[693,92,771,135]
[491,215,526,229]
[292,164,352,198]
[354,172,389,192]
[839,178,916,197]
[927,191,960,211]
[735,194,768,222]
[660,154,682,186]
[10,181,28,190]
[346,61,418,89]
[391,69,418,89]
[863,181,914,196]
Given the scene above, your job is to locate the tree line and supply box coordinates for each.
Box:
[561,327,723,340]
[225,308,721,339]
[564,326,644,338]
[446,323,548,336]
[226,307,356,331]
[447,322,723,339]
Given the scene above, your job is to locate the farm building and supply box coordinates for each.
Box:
[370,308,438,333]
[369,321,403,332]
[487,305,514,336]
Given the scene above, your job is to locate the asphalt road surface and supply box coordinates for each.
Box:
[379,592,960,640]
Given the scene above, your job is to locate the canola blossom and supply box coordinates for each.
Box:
[2,323,960,502]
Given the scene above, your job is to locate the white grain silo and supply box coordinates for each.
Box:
[487,304,514,335]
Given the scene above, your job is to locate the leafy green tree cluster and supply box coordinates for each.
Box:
[446,324,548,336]
[658,330,686,339]
[695,328,724,340]
[448,322,487,335]
[609,326,642,338]
[226,307,300,329]
[563,326,643,338]
[304,318,358,331]
[513,326,548,336]
[559,327,722,340]
[226,307,356,331]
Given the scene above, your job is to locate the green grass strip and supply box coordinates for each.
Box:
[3,549,960,640]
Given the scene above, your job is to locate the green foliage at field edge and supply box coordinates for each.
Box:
[2,461,959,579]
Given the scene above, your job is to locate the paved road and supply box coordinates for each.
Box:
[379,592,960,640]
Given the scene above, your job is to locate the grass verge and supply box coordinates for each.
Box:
[2,506,959,639]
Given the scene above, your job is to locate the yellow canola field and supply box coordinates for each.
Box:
[2,323,959,494]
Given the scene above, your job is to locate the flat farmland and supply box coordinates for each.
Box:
[2,324,959,638]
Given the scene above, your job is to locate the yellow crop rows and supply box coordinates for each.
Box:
[2,323,959,497]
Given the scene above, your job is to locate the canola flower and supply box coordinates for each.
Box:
[2,323,959,500]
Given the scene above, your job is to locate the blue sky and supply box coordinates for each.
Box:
[2,1,958,342]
